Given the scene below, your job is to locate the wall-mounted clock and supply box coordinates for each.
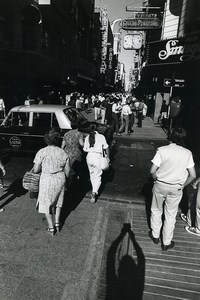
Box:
[123,34,142,50]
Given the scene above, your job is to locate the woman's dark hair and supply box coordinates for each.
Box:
[89,124,98,147]
[168,127,187,146]
[44,128,60,146]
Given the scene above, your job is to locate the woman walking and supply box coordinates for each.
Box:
[33,128,70,236]
[61,121,84,182]
[84,124,109,203]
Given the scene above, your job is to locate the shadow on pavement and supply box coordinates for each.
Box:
[0,178,28,209]
[60,164,91,225]
[141,177,154,228]
[105,223,145,300]
[98,165,115,197]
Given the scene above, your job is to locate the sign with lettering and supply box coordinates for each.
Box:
[164,78,185,87]
[108,47,113,70]
[147,34,200,66]
[100,6,108,74]
[122,16,161,30]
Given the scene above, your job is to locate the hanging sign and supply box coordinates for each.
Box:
[122,13,161,30]
[100,6,108,74]
[147,34,200,66]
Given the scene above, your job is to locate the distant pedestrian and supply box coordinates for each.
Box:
[105,97,114,126]
[149,127,196,250]
[100,98,107,124]
[33,128,70,236]
[0,158,5,188]
[136,99,144,128]
[37,96,44,105]
[76,97,82,112]
[142,102,148,118]
[0,96,5,119]
[0,158,6,212]
[94,97,101,120]
[83,124,109,203]
[112,98,122,135]
[128,100,135,133]
[119,100,132,135]
[68,94,76,107]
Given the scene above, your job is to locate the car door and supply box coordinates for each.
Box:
[0,111,32,151]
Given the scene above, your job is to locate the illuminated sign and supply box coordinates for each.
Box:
[147,34,200,66]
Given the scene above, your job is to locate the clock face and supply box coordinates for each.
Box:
[123,34,142,50]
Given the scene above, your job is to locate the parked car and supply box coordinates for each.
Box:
[0,104,113,153]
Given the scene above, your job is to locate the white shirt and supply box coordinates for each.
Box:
[83,131,108,154]
[0,98,5,110]
[122,104,131,115]
[112,103,121,114]
[151,143,194,185]
[143,103,147,116]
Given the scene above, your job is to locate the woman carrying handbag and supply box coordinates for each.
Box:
[32,128,70,236]
[83,124,109,203]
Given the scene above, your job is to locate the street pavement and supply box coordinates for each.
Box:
[0,115,200,299]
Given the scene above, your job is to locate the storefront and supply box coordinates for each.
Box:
[145,33,200,157]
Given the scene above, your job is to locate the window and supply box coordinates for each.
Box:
[64,108,85,124]
[52,113,59,128]
[33,113,51,127]
[33,113,59,128]
[5,112,29,126]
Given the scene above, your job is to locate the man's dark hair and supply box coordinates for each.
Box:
[168,127,187,146]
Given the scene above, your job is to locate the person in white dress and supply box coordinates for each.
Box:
[84,124,109,203]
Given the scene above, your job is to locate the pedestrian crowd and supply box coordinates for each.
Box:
[67,92,148,135]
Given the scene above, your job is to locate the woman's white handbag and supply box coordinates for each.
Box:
[100,147,110,171]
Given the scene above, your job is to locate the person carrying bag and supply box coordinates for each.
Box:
[83,124,110,203]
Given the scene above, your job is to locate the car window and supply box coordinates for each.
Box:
[52,113,59,128]
[33,113,59,128]
[4,112,29,127]
[33,113,51,127]
[64,108,85,124]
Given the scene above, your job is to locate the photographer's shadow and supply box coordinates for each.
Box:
[105,223,145,300]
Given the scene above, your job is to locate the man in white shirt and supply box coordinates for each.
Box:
[119,101,132,135]
[149,127,196,251]
[112,98,122,135]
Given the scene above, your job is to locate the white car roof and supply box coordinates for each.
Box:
[9,105,69,113]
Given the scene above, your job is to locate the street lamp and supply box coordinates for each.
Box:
[111,19,122,33]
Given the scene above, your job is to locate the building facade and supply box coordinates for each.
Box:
[0,0,102,108]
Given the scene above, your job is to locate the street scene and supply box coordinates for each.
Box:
[0,0,200,300]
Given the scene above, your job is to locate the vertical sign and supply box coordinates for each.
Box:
[100,6,108,74]
[108,47,113,70]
